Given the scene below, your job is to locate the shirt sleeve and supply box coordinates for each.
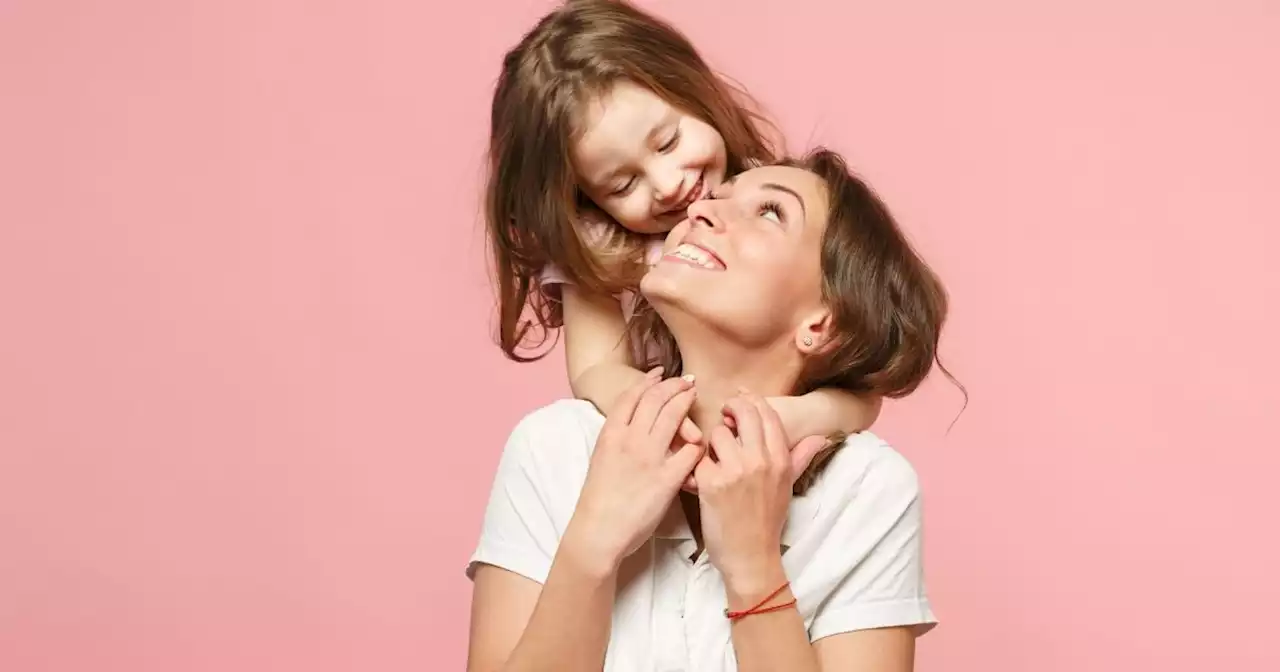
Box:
[807,447,937,641]
[537,217,621,290]
[539,259,569,287]
[465,418,562,584]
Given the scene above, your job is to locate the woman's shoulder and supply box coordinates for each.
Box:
[502,399,605,470]
[511,398,604,433]
[788,432,937,640]
[807,431,921,505]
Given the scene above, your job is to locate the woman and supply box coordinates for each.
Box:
[467,150,949,671]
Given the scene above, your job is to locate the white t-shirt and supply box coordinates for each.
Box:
[468,400,936,671]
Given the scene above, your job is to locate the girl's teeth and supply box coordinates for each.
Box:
[674,175,703,211]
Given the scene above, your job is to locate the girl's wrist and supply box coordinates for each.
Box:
[769,393,821,441]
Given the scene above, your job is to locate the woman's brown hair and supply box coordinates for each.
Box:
[485,0,777,361]
[634,148,964,492]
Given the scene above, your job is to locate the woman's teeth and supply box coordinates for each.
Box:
[668,243,723,269]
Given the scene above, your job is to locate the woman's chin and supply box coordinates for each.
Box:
[637,267,674,300]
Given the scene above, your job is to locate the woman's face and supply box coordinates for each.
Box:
[572,81,728,235]
[640,164,829,347]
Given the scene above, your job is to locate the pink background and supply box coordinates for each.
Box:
[3,0,1279,670]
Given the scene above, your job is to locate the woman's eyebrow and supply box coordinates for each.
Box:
[711,175,737,198]
[760,182,807,219]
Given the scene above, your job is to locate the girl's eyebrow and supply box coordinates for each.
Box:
[589,110,679,187]
[647,109,679,142]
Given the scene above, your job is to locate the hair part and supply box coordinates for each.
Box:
[485,0,778,360]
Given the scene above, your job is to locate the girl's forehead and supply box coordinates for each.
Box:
[579,82,672,133]
[573,83,678,175]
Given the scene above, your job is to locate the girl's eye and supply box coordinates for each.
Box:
[609,177,637,196]
[760,200,784,224]
[658,128,681,153]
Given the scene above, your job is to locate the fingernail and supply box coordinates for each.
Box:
[647,366,664,378]
[681,373,696,383]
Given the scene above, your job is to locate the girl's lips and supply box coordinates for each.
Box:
[664,173,705,216]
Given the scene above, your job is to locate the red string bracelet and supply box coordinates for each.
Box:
[724,581,797,621]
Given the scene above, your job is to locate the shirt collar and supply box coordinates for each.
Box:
[653,492,820,549]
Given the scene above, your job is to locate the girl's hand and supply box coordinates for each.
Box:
[694,393,828,590]
[676,416,704,492]
[678,416,703,449]
[565,369,706,571]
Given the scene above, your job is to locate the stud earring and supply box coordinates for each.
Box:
[802,336,814,347]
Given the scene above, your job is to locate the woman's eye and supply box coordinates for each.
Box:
[760,201,783,224]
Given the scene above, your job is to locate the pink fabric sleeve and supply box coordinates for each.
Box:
[538,219,664,290]
[543,237,661,288]
[644,238,665,267]
[539,262,569,288]
[537,218,616,289]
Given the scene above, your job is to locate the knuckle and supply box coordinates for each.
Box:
[644,384,675,404]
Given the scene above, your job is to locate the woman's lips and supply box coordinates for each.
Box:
[661,241,726,270]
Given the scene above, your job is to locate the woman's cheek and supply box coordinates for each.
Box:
[737,239,777,269]
[661,221,689,254]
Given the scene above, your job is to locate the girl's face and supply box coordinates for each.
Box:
[571,81,728,235]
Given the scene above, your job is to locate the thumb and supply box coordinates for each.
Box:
[678,417,703,446]
[789,435,831,484]
[666,441,706,484]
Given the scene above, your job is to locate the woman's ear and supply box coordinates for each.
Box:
[795,308,834,354]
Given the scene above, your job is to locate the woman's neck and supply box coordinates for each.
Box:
[670,339,802,561]
[677,341,801,433]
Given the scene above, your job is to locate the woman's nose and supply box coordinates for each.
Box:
[686,199,724,231]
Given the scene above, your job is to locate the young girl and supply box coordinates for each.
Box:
[484,0,880,447]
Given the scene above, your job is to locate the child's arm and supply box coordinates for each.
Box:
[561,284,703,446]
[768,387,883,445]
[561,284,646,408]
